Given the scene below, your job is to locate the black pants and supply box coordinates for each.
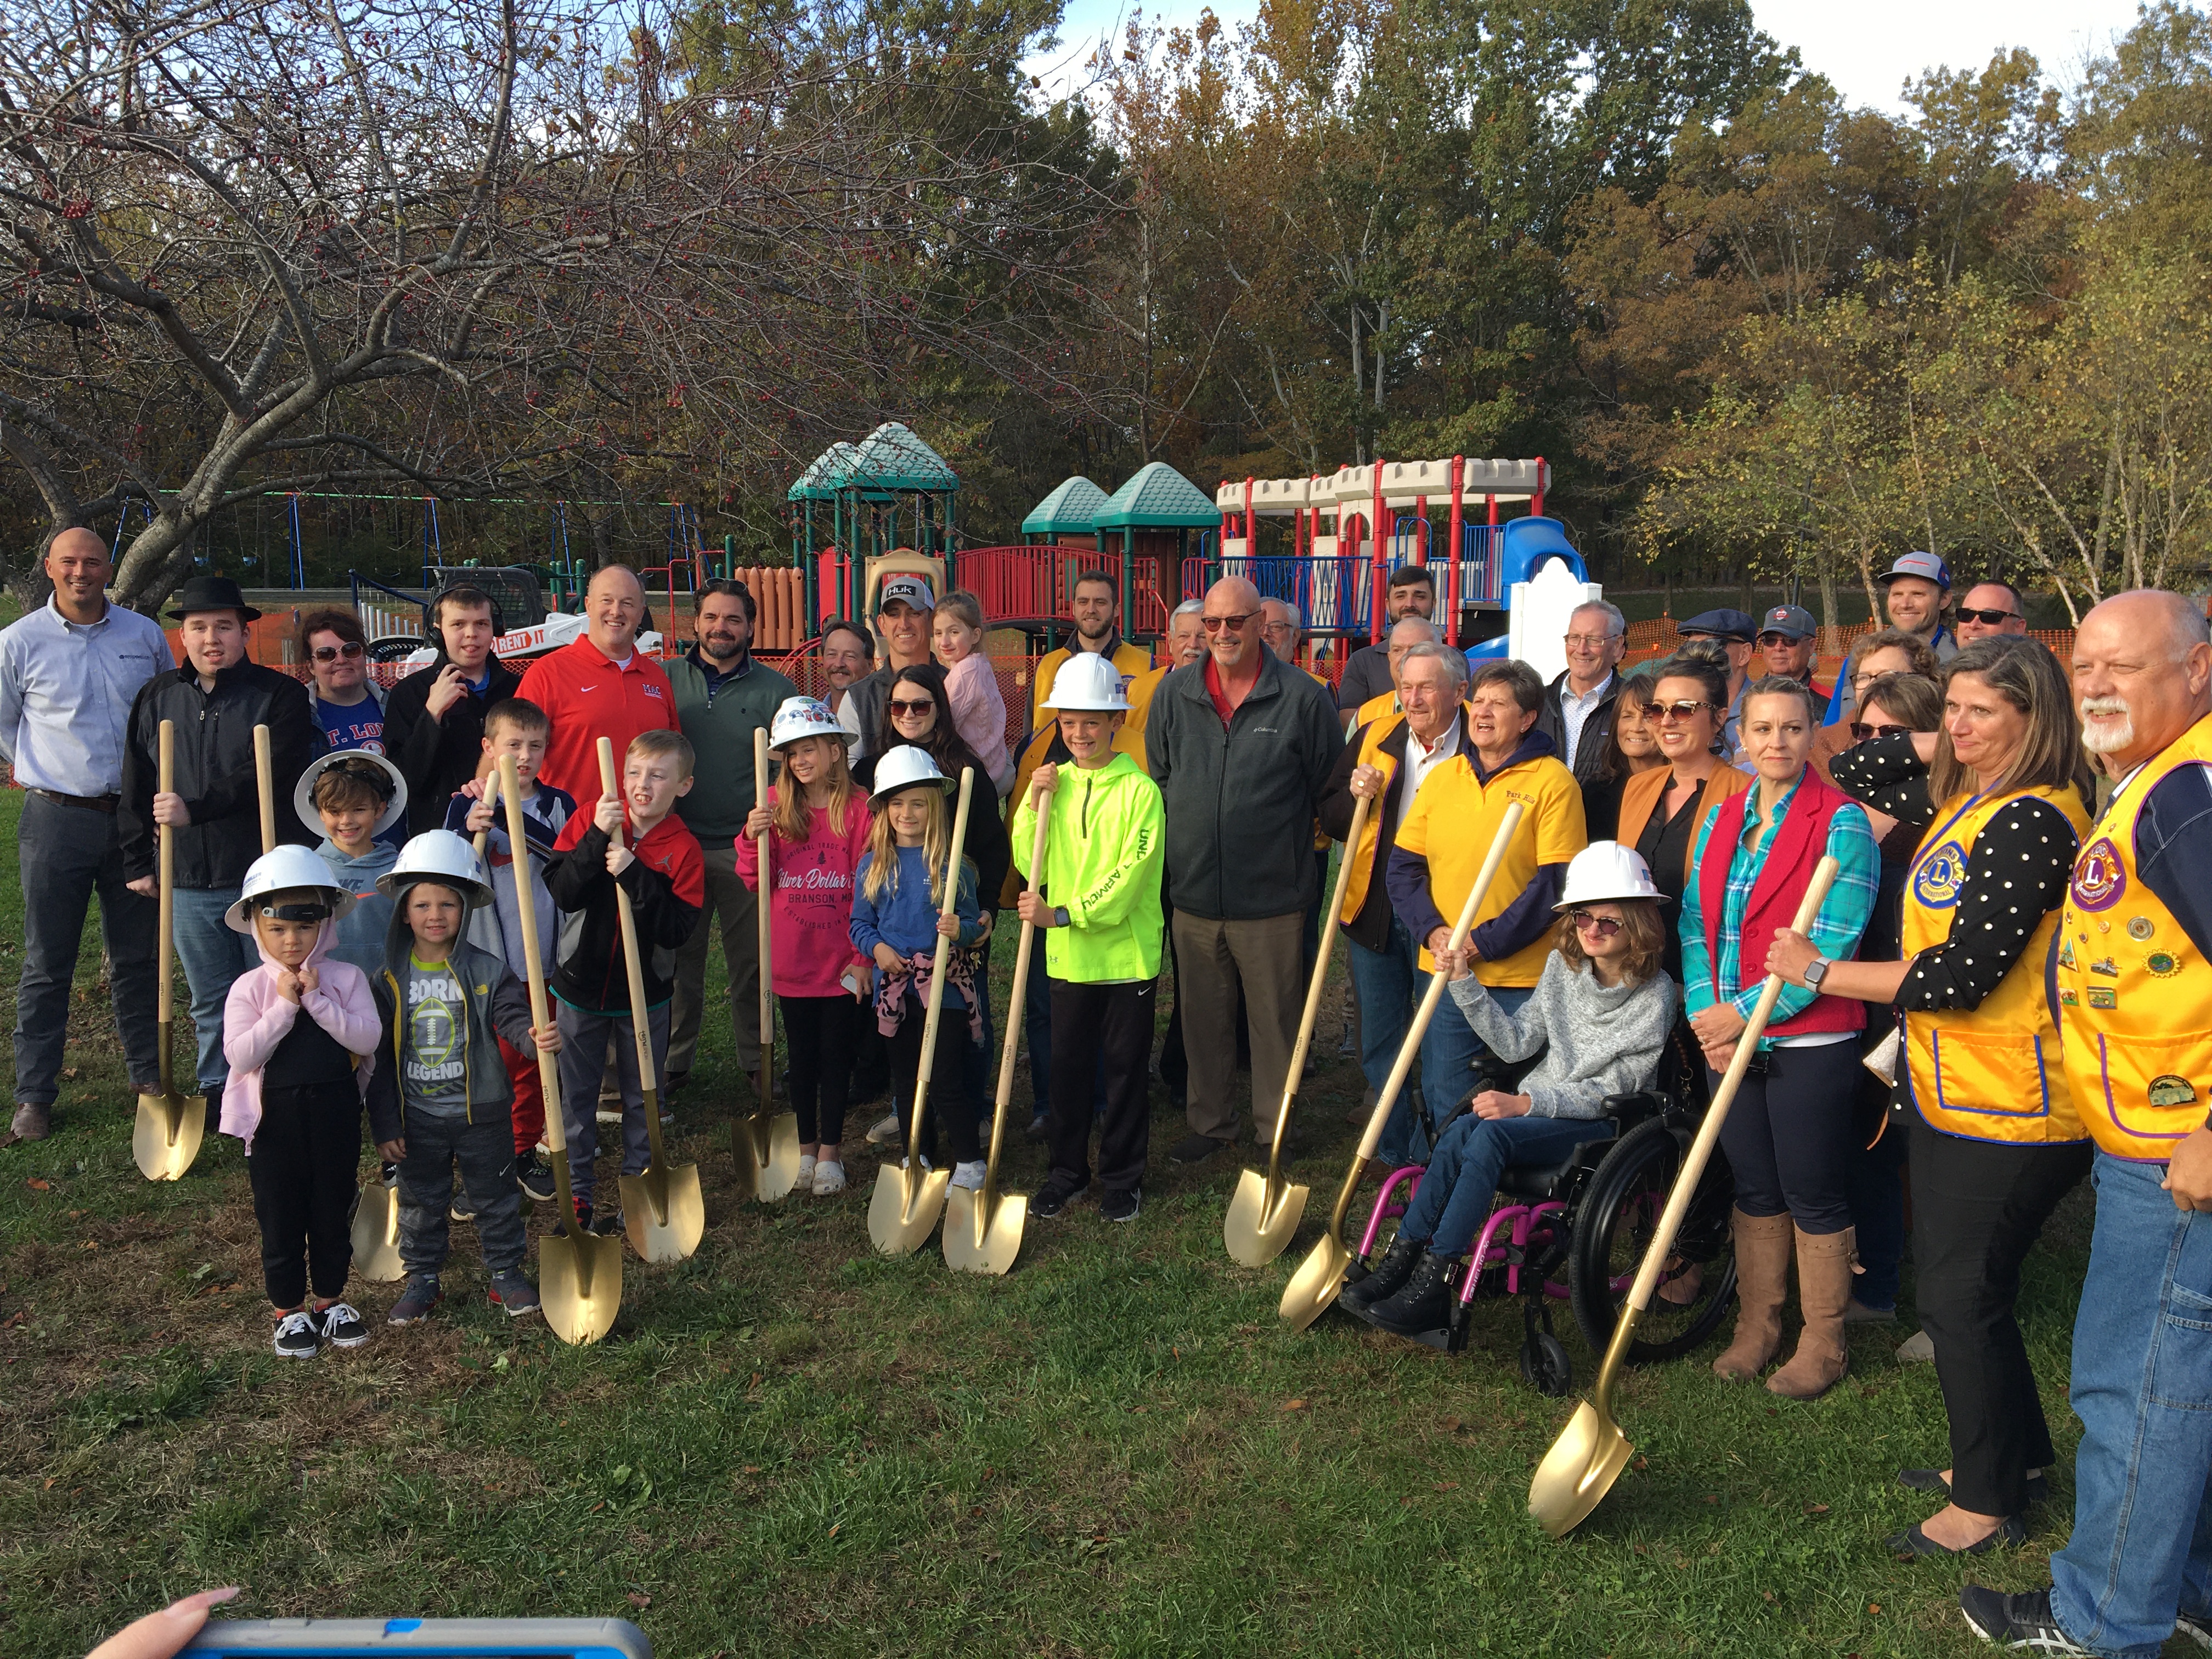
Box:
[1158,893,1187,1091]
[246,1080,361,1308]
[1710,1042,1859,1234]
[1909,1114,2091,1516]
[782,993,862,1149]
[1048,978,1156,1194]
[889,991,980,1167]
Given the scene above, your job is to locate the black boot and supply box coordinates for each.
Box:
[1366,1251,1458,1336]
[202,1081,223,1133]
[1342,1234,1424,1312]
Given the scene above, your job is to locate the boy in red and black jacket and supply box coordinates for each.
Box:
[546,729,704,1233]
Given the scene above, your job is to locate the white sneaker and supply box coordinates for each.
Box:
[596,1107,622,1126]
[865,1110,901,1144]
[811,1160,847,1196]
[797,1153,818,1190]
[951,1160,988,1191]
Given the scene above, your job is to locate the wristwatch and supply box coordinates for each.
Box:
[1053,906,1071,929]
[1803,955,1831,990]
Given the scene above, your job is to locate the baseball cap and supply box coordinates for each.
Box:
[1877,551,1951,589]
[1758,605,1816,641]
[1677,607,1756,644]
[875,574,936,614]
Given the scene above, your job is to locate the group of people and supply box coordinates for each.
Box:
[6,525,2211,1657]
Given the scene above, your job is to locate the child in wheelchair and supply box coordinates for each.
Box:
[1347,843,1679,1336]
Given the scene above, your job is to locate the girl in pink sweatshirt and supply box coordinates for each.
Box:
[739,697,875,1195]
[221,850,382,1359]
[932,590,1014,795]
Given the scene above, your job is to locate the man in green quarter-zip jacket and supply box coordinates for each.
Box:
[1012,656,1166,1224]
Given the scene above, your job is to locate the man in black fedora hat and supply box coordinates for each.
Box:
[119,574,319,1122]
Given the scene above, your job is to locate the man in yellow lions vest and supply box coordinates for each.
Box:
[1961,589,2212,1656]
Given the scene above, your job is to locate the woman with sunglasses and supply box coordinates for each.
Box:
[1684,675,1880,1399]
[295,609,399,849]
[1345,843,1678,1335]
[1579,662,1666,840]
[1770,637,2095,1554]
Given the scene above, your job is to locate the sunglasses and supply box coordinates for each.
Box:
[887,697,935,716]
[1849,720,1912,741]
[1756,632,1805,648]
[311,642,366,662]
[1641,699,1713,723]
[1956,607,2019,627]
[1201,612,1257,633]
[1566,910,1623,938]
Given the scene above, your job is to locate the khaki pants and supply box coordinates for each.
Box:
[668,839,762,1082]
[1171,909,1305,1144]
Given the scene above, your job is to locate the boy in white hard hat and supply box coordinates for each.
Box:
[1012,655,1166,1223]
[365,831,562,1327]
[219,846,384,1358]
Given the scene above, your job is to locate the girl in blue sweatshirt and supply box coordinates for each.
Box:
[849,755,985,1181]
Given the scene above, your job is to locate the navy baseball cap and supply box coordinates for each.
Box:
[1678,608,1757,644]
[1758,605,1816,640]
[1877,551,1951,589]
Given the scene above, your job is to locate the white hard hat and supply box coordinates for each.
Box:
[771,695,851,751]
[375,828,493,911]
[1553,841,1666,910]
[295,748,409,837]
[867,743,956,803]
[1042,653,1130,712]
[225,846,357,934]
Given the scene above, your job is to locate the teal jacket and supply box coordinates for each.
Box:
[1010,752,1166,983]
[665,648,798,839]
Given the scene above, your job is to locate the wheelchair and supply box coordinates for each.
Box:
[1336,1085,1739,1397]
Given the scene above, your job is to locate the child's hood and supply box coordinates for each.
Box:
[317,837,400,882]
[380,877,492,981]
[253,914,342,974]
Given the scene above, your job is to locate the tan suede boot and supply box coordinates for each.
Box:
[1767,1226,1856,1399]
[1712,1209,1793,1381]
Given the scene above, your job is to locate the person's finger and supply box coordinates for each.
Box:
[88,1588,241,1659]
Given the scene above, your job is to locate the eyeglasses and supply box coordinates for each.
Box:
[1261,621,1295,638]
[1641,699,1713,723]
[1756,632,1804,648]
[1201,612,1256,633]
[1566,910,1624,938]
[887,698,935,716]
[1956,607,2020,627]
[1562,633,1619,649]
[311,642,366,663]
[1849,720,1912,741]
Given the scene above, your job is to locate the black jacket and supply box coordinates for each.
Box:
[120,662,318,888]
[1144,649,1342,921]
[382,655,522,834]
[1533,668,1622,787]
[1317,704,1474,951]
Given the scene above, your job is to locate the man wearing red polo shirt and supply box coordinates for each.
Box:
[517,565,676,802]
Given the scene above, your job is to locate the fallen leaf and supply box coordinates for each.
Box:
[626,1592,651,1610]
[1803,1503,1829,1515]
[1867,1605,1880,1615]
[741,1465,761,1475]
[1431,1481,1458,1491]
[59,1067,77,1080]
[1441,1415,1462,1432]
[26,1178,49,1191]
[827,1522,840,1538]
[1280,1398,1307,1412]
[1702,1493,1718,1504]
[1633,1456,1648,1470]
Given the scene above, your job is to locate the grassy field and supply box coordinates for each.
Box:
[0,784,2162,1659]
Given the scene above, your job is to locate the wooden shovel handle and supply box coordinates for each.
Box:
[1268,792,1370,1152]
[754,726,772,1041]
[499,755,568,1158]
[906,768,975,1153]
[473,768,499,864]
[992,773,1057,1114]
[596,737,661,1105]
[157,720,175,1028]
[253,724,275,854]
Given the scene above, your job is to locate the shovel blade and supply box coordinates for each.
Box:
[1278,1230,1350,1332]
[619,1160,706,1264]
[868,1162,949,1256]
[1528,1400,1636,1538]
[1224,1167,1310,1268]
[751,1110,803,1202]
[132,1089,205,1182]
[727,1116,760,1203]
[349,1176,405,1282]
[943,1186,1028,1276]
[538,1230,623,1346]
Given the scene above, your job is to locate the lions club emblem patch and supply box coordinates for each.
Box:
[2148,1075,2199,1109]
[2072,837,2127,913]
[1913,842,1969,909]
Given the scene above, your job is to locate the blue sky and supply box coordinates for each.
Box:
[1029,0,2152,115]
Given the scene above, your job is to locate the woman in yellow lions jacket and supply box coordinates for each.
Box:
[1768,637,2096,1559]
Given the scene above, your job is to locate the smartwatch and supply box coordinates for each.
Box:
[1053,906,1071,929]
[1803,955,1831,990]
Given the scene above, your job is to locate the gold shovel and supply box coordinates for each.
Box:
[729,727,802,1202]
[132,720,207,1182]
[867,766,975,1255]
[348,732,421,1279]
[596,737,707,1264]
[501,754,621,1343]
[1530,856,1841,1538]
[1226,793,1370,1267]
[944,771,1053,1275]
[1279,801,1524,1331]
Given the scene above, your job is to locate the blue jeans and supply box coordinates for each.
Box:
[1398,1111,1612,1257]
[171,886,258,1091]
[2049,1152,2212,1657]
[1351,920,1534,1165]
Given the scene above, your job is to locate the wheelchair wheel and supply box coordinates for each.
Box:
[1568,1119,1737,1363]
[1520,1331,1572,1397]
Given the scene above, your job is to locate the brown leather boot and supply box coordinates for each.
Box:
[1767,1226,1856,1399]
[1712,1209,1793,1380]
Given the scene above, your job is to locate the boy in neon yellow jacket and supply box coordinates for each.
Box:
[1012,656,1166,1223]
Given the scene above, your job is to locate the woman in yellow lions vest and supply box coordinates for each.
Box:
[1769,636,2095,1559]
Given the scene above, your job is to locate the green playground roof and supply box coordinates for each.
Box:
[786,442,859,502]
[1092,461,1217,529]
[1022,475,1110,534]
[847,422,958,492]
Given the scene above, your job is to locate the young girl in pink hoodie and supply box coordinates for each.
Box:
[221,848,382,1359]
[738,697,874,1195]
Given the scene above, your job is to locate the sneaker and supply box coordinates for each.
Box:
[588,1204,622,1237]
[1897,1328,1936,1363]
[388,1274,443,1325]
[1101,1187,1142,1223]
[272,1310,321,1358]
[9,1103,51,1141]
[1029,1177,1087,1219]
[1366,1251,1455,1336]
[1025,1111,1050,1143]
[1342,1234,1423,1312]
[379,1160,399,1186]
[865,1110,901,1145]
[515,1152,557,1203]
[317,1301,369,1348]
[596,1106,622,1126]
[1170,1131,1231,1165]
[450,1195,477,1223]
[2176,1611,2210,1649]
[811,1160,847,1196]
[951,1160,988,1192]
[488,1270,542,1318]
[797,1153,818,1192]
[1959,1585,2092,1653]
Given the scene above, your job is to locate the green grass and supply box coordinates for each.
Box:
[0,785,2168,1657]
